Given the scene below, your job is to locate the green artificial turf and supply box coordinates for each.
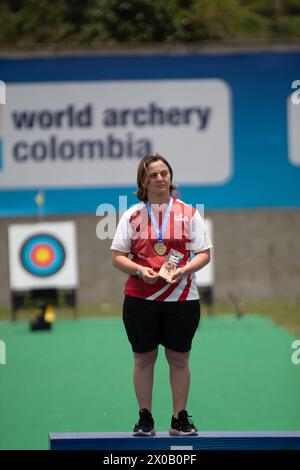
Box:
[0,314,299,449]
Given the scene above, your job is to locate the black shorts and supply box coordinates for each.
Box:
[123,295,200,353]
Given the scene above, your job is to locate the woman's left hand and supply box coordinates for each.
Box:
[169,267,186,284]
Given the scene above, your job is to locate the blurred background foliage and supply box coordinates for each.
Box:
[0,0,300,47]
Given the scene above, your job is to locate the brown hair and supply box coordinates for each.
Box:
[136,154,177,202]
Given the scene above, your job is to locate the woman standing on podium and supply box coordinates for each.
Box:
[111,154,212,436]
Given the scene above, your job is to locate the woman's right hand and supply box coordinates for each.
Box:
[140,267,160,284]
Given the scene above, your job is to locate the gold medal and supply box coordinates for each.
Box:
[154,242,167,256]
[147,198,173,257]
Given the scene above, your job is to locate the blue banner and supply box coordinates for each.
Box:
[0,51,299,215]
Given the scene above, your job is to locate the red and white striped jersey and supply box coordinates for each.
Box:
[111,198,212,301]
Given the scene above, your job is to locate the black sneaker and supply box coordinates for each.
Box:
[169,410,198,436]
[133,408,156,436]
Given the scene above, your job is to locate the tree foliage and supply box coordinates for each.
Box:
[0,0,299,46]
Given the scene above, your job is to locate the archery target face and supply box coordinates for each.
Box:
[20,233,65,277]
[8,222,78,289]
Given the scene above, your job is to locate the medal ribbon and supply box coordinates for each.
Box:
[146,197,173,244]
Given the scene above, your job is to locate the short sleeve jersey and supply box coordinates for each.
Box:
[111,197,212,301]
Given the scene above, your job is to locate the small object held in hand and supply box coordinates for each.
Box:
[159,249,184,282]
